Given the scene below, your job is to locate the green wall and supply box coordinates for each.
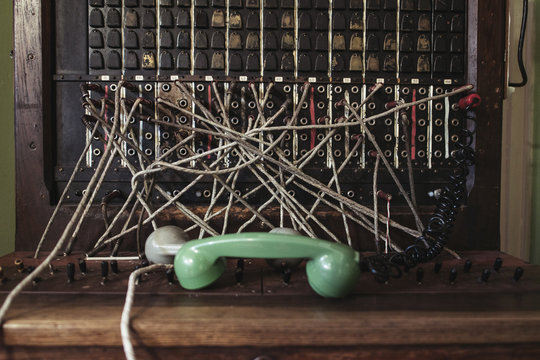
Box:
[0,1,14,256]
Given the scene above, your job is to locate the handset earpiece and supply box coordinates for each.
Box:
[174,233,360,298]
[145,225,189,264]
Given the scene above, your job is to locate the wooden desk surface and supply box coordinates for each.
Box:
[1,251,540,359]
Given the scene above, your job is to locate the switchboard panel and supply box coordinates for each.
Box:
[55,0,470,212]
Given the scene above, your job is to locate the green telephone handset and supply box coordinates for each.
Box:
[173,233,361,298]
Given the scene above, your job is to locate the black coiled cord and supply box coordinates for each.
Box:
[361,107,477,282]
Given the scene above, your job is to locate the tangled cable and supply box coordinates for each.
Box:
[361,105,478,282]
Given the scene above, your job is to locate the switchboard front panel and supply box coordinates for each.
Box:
[11,0,503,253]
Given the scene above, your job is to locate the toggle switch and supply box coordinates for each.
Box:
[480,268,491,283]
[416,267,424,284]
[111,260,119,274]
[513,267,524,283]
[0,265,6,284]
[464,259,472,273]
[79,259,87,275]
[282,263,292,285]
[166,268,175,285]
[101,261,109,285]
[493,257,503,272]
[235,259,244,284]
[449,267,457,284]
[67,263,75,283]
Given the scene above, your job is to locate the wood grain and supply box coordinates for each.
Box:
[0,251,539,353]
[2,293,540,348]
[2,344,540,360]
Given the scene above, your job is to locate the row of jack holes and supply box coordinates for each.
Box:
[168,187,359,200]
[106,83,457,110]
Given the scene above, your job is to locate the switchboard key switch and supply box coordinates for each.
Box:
[67,263,75,284]
[101,261,109,285]
[235,259,244,284]
[480,268,491,283]
[416,267,424,284]
[463,259,472,273]
[166,268,175,285]
[449,267,458,284]
[79,259,87,275]
[434,261,442,274]
[493,257,503,272]
[111,260,119,274]
[134,265,142,285]
[513,267,524,283]
[0,265,6,284]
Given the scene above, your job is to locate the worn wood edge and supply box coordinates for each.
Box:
[3,305,540,347]
[3,343,540,360]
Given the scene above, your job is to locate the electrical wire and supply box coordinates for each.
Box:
[509,0,529,88]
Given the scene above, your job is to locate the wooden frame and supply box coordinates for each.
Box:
[14,0,507,252]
